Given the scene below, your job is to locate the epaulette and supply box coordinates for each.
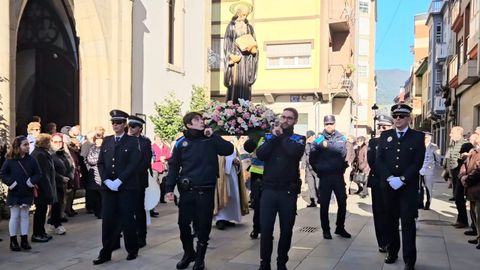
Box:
[289,134,306,145]
[313,135,325,145]
[175,136,186,148]
[264,133,274,141]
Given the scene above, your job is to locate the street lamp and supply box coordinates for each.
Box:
[371,103,379,138]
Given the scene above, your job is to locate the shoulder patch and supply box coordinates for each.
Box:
[290,134,306,145]
[175,136,186,148]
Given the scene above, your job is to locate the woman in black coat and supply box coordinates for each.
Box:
[30,133,56,243]
[0,136,41,251]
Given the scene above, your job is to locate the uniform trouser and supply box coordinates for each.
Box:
[89,188,102,217]
[178,188,215,254]
[454,174,468,225]
[33,200,48,236]
[370,181,388,248]
[418,175,434,207]
[383,186,417,265]
[153,171,166,202]
[135,188,147,241]
[259,189,297,265]
[318,174,347,232]
[473,201,480,240]
[305,169,318,201]
[99,189,139,258]
[250,172,263,232]
[50,184,65,227]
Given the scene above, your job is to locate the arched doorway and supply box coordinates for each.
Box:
[15,0,79,135]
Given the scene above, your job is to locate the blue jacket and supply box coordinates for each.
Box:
[256,128,305,193]
[166,129,234,192]
[309,130,347,175]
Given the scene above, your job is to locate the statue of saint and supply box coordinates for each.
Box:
[224,2,258,103]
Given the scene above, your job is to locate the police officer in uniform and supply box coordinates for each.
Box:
[376,104,425,270]
[93,110,142,265]
[309,115,351,240]
[165,112,233,270]
[256,108,305,270]
[366,114,393,253]
[127,115,152,248]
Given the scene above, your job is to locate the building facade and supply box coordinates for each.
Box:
[0,0,211,138]
[210,0,377,136]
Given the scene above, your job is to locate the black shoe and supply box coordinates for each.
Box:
[192,261,205,270]
[258,261,271,270]
[307,198,317,207]
[452,222,468,228]
[150,210,159,218]
[277,264,287,270]
[404,263,415,270]
[176,253,196,269]
[384,254,398,264]
[31,235,49,243]
[138,239,147,248]
[216,220,226,230]
[42,233,53,241]
[323,231,332,239]
[20,235,31,250]
[250,230,259,239]
[225,221,236,227]
[476,243,480,249]
[334,228,351,238]
[424,201,430,210]
[468,239,478,245]
[448,197,455,201]
[378,246,387,253]
[93,256,111,265]
[192,242,207,270]
[60,217,69,223]
[465,230,477,236]
[10,236,21,252]
[126,252,138,261]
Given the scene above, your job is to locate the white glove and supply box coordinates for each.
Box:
[103,179,115,191]
[9,181,18,190]
[26,178,34,188]
[111,178,123,191]
[419,168,426,176]
[388,176,404,190]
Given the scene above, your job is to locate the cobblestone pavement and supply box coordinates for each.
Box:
[0,171,478,269]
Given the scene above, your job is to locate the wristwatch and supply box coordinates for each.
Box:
[400,176,406,184]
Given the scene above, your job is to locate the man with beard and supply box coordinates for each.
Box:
[309,115,351,240]
[165,112,233,270]
[257,108,305,270]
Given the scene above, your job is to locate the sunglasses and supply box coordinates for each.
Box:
[392,115,407,119]
[111,120,125,125]
[378,125,391,130]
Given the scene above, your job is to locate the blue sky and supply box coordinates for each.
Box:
[375,0,431,71]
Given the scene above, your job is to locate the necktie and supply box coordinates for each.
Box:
[115,137,120,143]
[398,132,404,138]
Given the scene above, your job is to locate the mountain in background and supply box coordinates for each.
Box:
[375,69,410,106]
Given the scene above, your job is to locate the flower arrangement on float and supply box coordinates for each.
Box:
[203,99,276,135]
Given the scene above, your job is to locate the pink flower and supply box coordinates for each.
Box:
[227,100,234,107]
[237,107,243,113]
[237,117,245,124]
[218,120,224,126]
[243,112,251,119]
[215,106,222,111]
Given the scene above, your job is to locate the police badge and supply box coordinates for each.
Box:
[387,136,392,142]
[182,141,189,147]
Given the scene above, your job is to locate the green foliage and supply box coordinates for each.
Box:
[149,92,184,143]
[189,85,209,112]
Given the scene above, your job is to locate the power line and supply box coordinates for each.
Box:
[376,0,404,54]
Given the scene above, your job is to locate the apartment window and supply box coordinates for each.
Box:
[210,36,224,70]
[358,63,368,78]
[266,42,312,69]
[435,69,442,86]
[359,1,369,13]
[459,38,464,66]
[167,0,184,68]
[359,39,369,56]
[435,22,442,43]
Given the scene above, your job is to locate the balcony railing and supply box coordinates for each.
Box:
[448,55,458,85]
[429,0,445,15]
[435,43,448,64]
[458,59,479,85]
[328,65,353,96]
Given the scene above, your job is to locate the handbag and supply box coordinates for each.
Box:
[17,161,39,198]
[353,172,368,184]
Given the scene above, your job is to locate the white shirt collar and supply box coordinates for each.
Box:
[115,133,125,140]
[396,127,409,133]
